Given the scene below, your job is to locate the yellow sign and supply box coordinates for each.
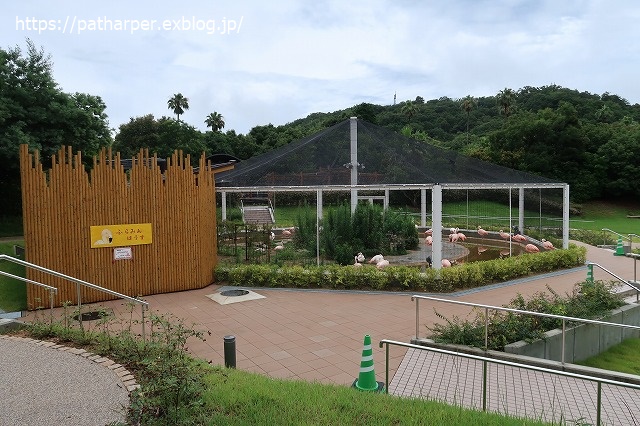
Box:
[90,223,152,248]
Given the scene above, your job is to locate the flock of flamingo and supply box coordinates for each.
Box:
[352,225,555,268]
[268,224,555,269]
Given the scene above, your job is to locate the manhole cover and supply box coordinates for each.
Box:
[73,311,110,321]
[220,289,250,297]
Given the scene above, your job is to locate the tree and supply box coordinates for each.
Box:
[401,101,418,120]
[0,40,111,214]
[460,95,477,141]
[496,88,516,118]
[167,93,189,121]
[204,112,225,132]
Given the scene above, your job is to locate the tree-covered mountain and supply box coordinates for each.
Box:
[3,41,639,208]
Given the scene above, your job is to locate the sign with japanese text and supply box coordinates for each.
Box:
[90,223,153,248]
[113,247,133,260]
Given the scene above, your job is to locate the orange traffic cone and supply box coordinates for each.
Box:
[352,334,384,392]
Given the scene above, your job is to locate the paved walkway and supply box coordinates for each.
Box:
[2,241,639,424]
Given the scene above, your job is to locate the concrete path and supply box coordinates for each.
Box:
[3,241,639,424]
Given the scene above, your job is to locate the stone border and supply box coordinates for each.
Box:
[0,334,140,392]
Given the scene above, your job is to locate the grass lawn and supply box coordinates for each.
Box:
[270,200,640,235]
[577,338,640,375]
[199,365,550,425]
[0,241,27,312]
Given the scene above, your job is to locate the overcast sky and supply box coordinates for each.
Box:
[3,1,639,135]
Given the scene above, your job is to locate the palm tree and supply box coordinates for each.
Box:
[167,93,189,121]
[401,101,418,120]
[497,88,516,118]
[205,112,225,132]
[460,95,477,141]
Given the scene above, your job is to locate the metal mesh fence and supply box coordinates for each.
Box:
[215,119,564,187]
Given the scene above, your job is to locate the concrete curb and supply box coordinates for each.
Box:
[0,333,141,393]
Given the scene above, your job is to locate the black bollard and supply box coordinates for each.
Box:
[224,335,236,368]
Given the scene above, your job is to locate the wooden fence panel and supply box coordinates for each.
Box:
[19,145,222,308]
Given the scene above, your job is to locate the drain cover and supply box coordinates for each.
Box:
[73,311,110,321]
[220,289,250,297]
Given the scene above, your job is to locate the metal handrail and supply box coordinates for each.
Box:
[0,254,148,339]
[0,269,57,318]
[379,339,640,425]
[588,261,640,302]
[411,293,640,364]
[602,228,631,241]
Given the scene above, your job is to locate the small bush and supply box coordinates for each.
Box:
[428,280,624,350]
[215,245,586,293]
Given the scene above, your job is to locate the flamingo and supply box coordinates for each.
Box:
[282,229,292,237]
[542,239,555,250]
[477,226,489,237]
[456,232,466,241]
[512,234,527,242]
[477,246,488,254]
[274,244,284,251]
[449,233,459,243]
[499,230,511,240]
[441,259,452,268]
[355,252,365,263]
[525,244,540,253]
[353,257,363,267]
[376,259,390,269]
[500,249,511,258]
[425,236,433,245]
[424,228,433,236]
[269,232,275,241]
[369,254,384,264]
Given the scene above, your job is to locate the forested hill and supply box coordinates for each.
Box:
[231,85,640,202]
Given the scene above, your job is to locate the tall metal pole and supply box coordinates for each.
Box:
[432,184,443,270]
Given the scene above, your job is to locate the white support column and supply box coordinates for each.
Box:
[317,189,323,266]
[221,191,227,221]
[420,189,427,227]
[563,184,570,249]
[518,187,524,233]
[432,184,443,270]
[350,117,358,213]
[316,189,323,224]
[384,189,389,210]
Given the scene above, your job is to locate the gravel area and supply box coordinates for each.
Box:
[0,336,129,426]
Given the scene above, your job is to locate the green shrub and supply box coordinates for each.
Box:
[215,244,586,293]
[428,280,624,350]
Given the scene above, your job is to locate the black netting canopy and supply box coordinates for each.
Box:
[215,119,563,187]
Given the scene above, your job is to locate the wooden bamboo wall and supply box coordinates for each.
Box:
[19,145,222,309]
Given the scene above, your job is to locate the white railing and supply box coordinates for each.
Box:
[379,339,640,425]
[412,293,640,364]
[0,254,149,339]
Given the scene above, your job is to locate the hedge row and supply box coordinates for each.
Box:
[214,245,587,293]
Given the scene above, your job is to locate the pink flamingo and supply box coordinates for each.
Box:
[282,229,292,237]
[512,234,527,242]
[542,239,555,250]
[477,226,489,237]
[525,244,540,253]
[499,230,511,240]
[477,246,488,254]
[425,236,433,245]
[369,254,384,264]
[449,233,459,243]
[376,259,390,269]
[441,259,452,268]
[456,232,466,241]
[424,229,433,236]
